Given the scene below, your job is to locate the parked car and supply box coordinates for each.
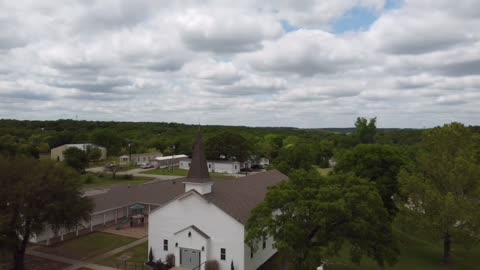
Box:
[251,164,264,170]
[140,164,154,169]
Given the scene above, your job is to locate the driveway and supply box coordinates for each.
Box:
[86,167,182,180]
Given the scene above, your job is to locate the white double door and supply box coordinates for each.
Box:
[180,248,201,269]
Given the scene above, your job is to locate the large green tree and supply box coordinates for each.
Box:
[273,143,316,175]
[63,147,88,172]
[246,170,398,270]
[0,158,93,270]
[398,122,480,265]
[355,117,377,144]
[205,132,252,162]
[334,144,408,218]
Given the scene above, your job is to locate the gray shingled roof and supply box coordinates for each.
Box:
[88,132,287,224]
[88,170,286,224]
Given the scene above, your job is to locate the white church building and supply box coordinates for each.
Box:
[148,133,286,270]
[32,132,286,270]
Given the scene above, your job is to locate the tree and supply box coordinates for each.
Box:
[398,122,480,265]
[205,132,252,162]
[246,170,398,270]
[0,158,93,270]
[273,143,315,175]
[91,129,123,155]
[334,144,408,219]
[105,162,122,179]
[63,147,88,172]
[354,117,377,144]
[86,145,102,161]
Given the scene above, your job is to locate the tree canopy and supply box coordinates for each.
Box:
[334,144,408,218]
[0,158,93,270]
[205,131,252,162]
[355,117,377,144]
[398,122,480,264]
[63,147,89,172]
[246,170,398,270]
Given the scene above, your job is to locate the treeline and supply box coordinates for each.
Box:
[0,118,426,162]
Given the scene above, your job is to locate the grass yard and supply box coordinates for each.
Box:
[330,228,480,270]
[315,167,333,176]
[262,228,480,270]
[96,241,148,268]
[82,174,152,189]
[142,167,237,179]
[37,232,137,260]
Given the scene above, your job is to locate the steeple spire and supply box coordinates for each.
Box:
[186,130,210,182]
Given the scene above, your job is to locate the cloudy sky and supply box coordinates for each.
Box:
[0,0,479,128]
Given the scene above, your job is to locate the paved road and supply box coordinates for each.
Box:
[86,167,182,180]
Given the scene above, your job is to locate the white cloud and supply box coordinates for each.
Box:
[0,0,479,127]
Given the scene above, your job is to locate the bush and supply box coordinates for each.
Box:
[84,175,94,184]
[165,254,175,267]
[97,172,105,178]
[205,260,219,270]
[121,174,133,180]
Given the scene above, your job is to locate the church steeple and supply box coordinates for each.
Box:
[186,130,210,182]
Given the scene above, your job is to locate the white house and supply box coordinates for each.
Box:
[179,159,241,174]
[119,152,163,165]
[152,154,189,169]
[149,133,285,270]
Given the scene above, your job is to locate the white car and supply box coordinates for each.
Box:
[140,164,154,169]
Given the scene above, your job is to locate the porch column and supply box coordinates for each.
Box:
[103,213,106,226]
[60,230,64,241]
[126,206,129,218]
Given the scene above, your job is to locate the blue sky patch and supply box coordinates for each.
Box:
[332,6,380,33]
[281,20,300,32]
[332,0,403,33]
[385,0,404,10]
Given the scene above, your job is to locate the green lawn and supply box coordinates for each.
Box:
[262,227,480,270]
[330,228,480,270]
[141,168,237,179]
[315,166,333,176]
[37,232,137,260]
[82,174,152,189]
[96,242,148,268]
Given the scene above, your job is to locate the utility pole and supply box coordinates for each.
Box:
[171,145,176,172]
[128,142,132,164]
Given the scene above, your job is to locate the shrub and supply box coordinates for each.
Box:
[97,172,104,178]
[205,260,219,270]
[121,174,133,180]
[84,175,94,184]
[165,254,175,267]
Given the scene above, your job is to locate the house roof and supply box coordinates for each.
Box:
[88,131,287,224]
[154,154,188,161]
[88,170,286,224]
